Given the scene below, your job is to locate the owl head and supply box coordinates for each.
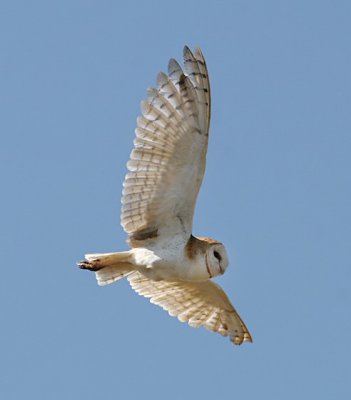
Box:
[186,236,229,279]
[205,241,229,278]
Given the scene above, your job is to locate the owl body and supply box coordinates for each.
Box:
[130,235,190,282]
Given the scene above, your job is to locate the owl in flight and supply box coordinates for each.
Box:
[78,46,252,345]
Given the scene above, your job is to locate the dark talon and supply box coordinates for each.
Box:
[77,260,102,271]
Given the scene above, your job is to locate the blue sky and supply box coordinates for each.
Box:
[1,1,350,398]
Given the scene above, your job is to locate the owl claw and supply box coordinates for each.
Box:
[77,259,102,271]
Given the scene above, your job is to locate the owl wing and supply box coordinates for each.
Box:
[128,272,252,345]
[121,46,211,243]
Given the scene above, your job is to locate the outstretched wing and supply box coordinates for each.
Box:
[128,272,252,345]
[121,46,211,244]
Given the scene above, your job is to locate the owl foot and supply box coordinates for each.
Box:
[77,259,102,271]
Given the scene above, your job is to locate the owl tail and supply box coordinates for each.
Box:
[77,251,135,286]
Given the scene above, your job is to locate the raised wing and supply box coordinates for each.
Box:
[128,272,252,345]
[121,47,211,244]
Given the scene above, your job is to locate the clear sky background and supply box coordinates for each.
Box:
[1,1,350,399]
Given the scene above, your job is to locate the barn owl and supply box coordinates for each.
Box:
[78,46,252,345]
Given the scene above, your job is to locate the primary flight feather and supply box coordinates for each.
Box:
[78,46,252,345]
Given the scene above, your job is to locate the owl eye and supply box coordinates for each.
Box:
[213,250,222,262]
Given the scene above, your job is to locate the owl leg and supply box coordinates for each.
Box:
[77,251,133,269]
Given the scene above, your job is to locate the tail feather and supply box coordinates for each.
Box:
[95,264,135,286]
[77,251,135,286]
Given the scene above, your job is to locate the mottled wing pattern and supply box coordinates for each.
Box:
[121,47,211,242]
[128,272,252,345]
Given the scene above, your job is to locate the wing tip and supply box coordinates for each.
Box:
[194,47,205,62]
[168,58,182,77]
[183,45,194,59]
[231,330,253,345]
